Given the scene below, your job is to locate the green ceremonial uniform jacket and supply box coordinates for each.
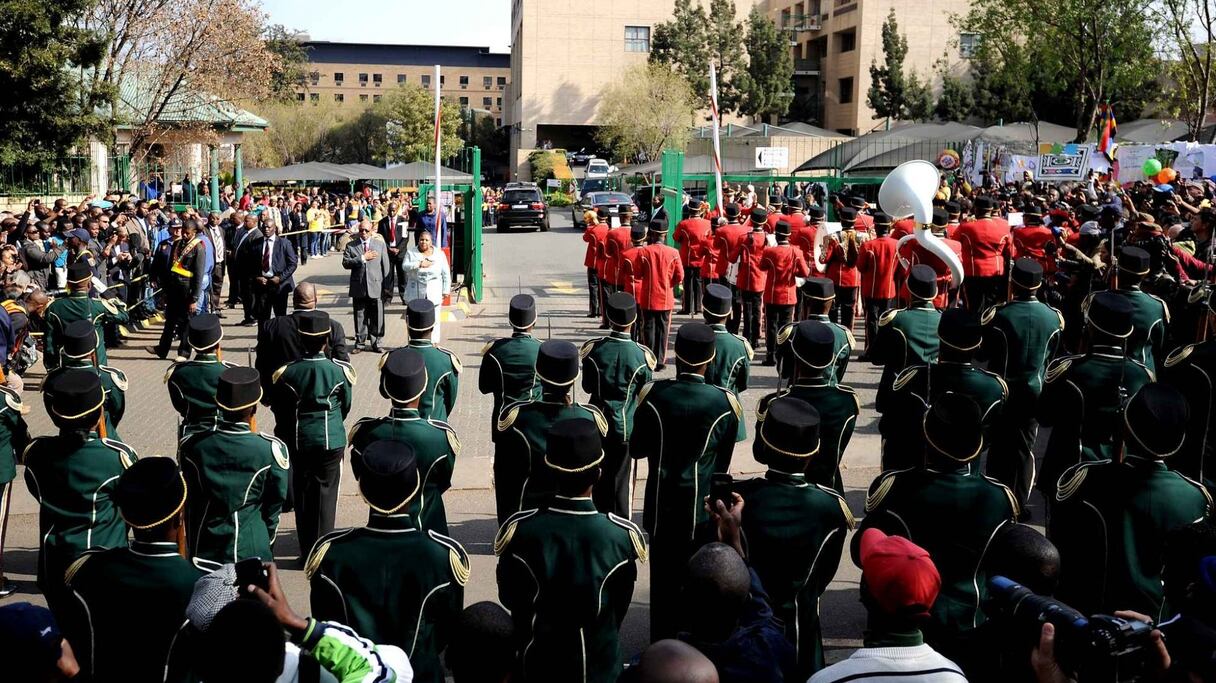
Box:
[306,513,469,683]
[982,298,1065,409]
[1115,287,1169,374]
[631,374,741,544]
[1038,348,1154,495]
[1162,341,1216,489]
[404,340,461,422]
[271,354,356,453]
[349,408,460,534]
[755,381,860,492]
[179,420,290,569]
[43,292,128,370]
[43,360,127,439]
[780,314,854,385]
[480,332,542,440]
[580,331,656,446]
[0,386,29,486]
[495,496,646,683]
[165,353,237,436]
[63,541,205,683]
[736,471,854,678]
[859,466,1017,645]
[23,431,136,591]
[878,362,1007,470]
[1050,455,1211,622]
[493,399,608,524]
[872,302,941,411]
[705,323,752,441]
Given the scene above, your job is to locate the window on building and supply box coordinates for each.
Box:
[373,95,381,103]
[373,73,382,86]
[297,92,305,102]
[781,8,791,28]
[959,32,980,58]
[440,75,446,85]
[309,92,319,103]
[459,96,469,106]
[835,29,855,53]
[398,74,406,84]
[333,72,344,85]
[484,75,492,89]
[483,97,493,107]
[459,75,469,89]
[335,93,344,103]
[496,97,502,107]
[838,77,853,103]
[309,72,319,86]
[497,76,507,88]
[496,117,502,127]
[422,74,431,87]
[625,25,651,52]
[359,94,368,102]
[358,73,368,86]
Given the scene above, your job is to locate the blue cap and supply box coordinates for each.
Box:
[1154,184,1175,193]
[0,602,63,677]
[72,228,91,242]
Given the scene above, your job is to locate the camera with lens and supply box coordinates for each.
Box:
[989,576,1156,682]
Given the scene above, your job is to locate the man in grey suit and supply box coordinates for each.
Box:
[342,219,390,353]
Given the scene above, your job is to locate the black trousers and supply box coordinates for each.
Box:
[293,446,343,559]
[251,280,287,320]
[830,286,858,330]
[291,234,308,266]
[641,309,672,367]
[986,398,1038,512]
[599,280,615,325]
[587,268,600,316]
[964,275,1004,314]
[741,291,762,348]
[156,287,191,358]
[225,264,242,307]
[592,439,631,518]
[765,303,794,362]
[0,480,12,580]
[721,278,742,334]
[240,273,257,321]
[390,258,406,300]
[862,297,894,354]
[681,267,702,314]
[209,262,226,314]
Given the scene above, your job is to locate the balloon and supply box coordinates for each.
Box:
[1159,167,1178,183]
[1143,158,1163,177]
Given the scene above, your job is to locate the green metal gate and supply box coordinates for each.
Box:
[416,147,484,303]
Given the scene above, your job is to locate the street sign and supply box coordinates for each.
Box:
[755,146,789,169]
[546,179,560,188]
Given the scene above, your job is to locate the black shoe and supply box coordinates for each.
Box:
[655,363,667,372]
[598,322,609,330]
[145,345,167,359]
[370,341,383,353]
[587,312,598,318]
[239,319,257,327]
[677,308,690,315]
[762,358,776,367]
[0,578,15,598]
[350,345,364,354]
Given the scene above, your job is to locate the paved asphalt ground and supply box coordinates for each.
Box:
[2,210,896,666]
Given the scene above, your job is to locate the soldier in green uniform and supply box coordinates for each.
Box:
[780,278,853,385]
[702,283,751,442]
[755,320,859,492]
[0,378,28,597]
[43,260,128,371]
[479,294,542,441]
[879,307,1007,471]
[306,439,468,683]
[581,291,655,516]
[24,370,136,600]
[350,348,460,534]
[735,396,853,678]
[1050,384,1212,621]
[872,265,941,412]
[402,298,460,421]
[1162,292,1216,489]
[1038,291,1154,497]
[180,366,289,570]
[1113,246,1169,374]
[494,340,607,523]
[62,457,205,682]
[982,259,1065,511]
[631,322,741,639]
[857,393,1017,669]
[270,310,356,559]
[41,319,126,440]
[165,313,235,437]
[496,419,646,683]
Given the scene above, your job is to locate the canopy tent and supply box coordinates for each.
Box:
[976,121,1077,153]
[376,161,473,183]
[245,162,356,183]
[245,161,472,184]
[621,154,774,176]
[1116,118,1191,144]
[794,122,982,175]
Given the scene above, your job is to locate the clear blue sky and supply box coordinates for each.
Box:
[260,0,512,52]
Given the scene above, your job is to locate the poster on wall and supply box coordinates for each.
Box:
[1035,145,1092,181]
[1116,143,1215,184]
[1003,155,1038,183]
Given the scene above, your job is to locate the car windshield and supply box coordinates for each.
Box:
[591,192,632,205]
[504,189,541,203]
[581,179,609,192]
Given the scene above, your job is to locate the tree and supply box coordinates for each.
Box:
[1154,0,1216,141]
[264,24,310,102]
[867,9,910,124]
[596,64,697,164]
[706,0,746,113]
[650,0,711,100]
[379,85,463,164]
[903,72,935,122]
[0,0,104,166]
[967,45,1036,125]
[935,72,974,122]
[242,98,347,167]
[737,6,794,121]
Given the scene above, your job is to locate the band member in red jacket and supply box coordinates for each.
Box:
[822,207,861,331]
[955,196,1013,313]
[856,212,900,360]
[713,203,750,335]
[1012,206,1056,276]
[760,220,810,365]
[900,209,964,309]
[944,201,963,239]
[792,205,823,318]
[638,220,684,370]
[602,212,633,300]
[584,208,610,322]
[618,223,649,340]
[731,216,768,349]
[849,196,874,235]
[674,199,712,316]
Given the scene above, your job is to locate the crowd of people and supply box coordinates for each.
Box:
[0,165,1213,683]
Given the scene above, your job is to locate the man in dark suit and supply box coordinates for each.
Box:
[378,203,409,305]
[255,282,349,398]
[247,215,296,321]
[343,219,390,352]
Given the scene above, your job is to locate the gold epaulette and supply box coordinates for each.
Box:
[842,327,857,350]
[163,363,178,384]
[439,346,462,373]
[820,486,857,530]
[100,365,128,392]
[429,530,471,587]
[579,338,598,360]
[1149,293,1171,323]
[481,340,496,356]
[432,420,461,455]
[1052,306,1066,330]
[641,344,657,371]
[742,337,755,361]
[335,359,357,385]
[878,308,900,327]
[497,403,523,432]
[272,365,289,384]
[981,305,999,326]
[609,513,648,563]
[892,366,921,392]
[493,509,538,555]
[64,552,95,585]
[304,540,330,580]
[260,433,291,470]
[1165,344,1195,368]
[0,386,21,413]
[866,470,906,512]
[636,381,655,406]
[584,404,609,435]
[777,323,796,346]
[1045,358,1073,384]
[1055,464,1092,502]
[725,390,743,419]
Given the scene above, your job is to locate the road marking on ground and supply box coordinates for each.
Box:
[548,281,579,294]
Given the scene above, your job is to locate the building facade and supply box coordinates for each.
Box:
[298,42,510,123]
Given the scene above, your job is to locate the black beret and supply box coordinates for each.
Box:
[379,347,427,403]
[774,219,792,236]
[907,264,938,300]
[353,440,419,514]
[297,310,331,337]
[648,219,668,234]
[67,261,92,284]
[606,291,637,327]
[1077,204,1100,221]
[702,283,733,318]
[873,212,893,227]
[759,397,821,459]
[944,201,961,216]
[630,222,648,241]
[188,313,223,350]
[1118,246,1151,276]
[509,294,537,329]
[596,206,610,218]
[675,322,716,366]
[1085,291,1135,338]
[1023,204,1043,218]
[544,419,604,473]
[750,206,769,224]
[938,308,982,352]
[1011,258,1044,290]
[790,320,837,369]
[724,203,741,219]
[931,208,949,228]
[924,393,984,462]
[849,196,867,208]
[838,207,858,223]
[407,298,436,333]
[787,197,804,209]
[975,196,995,211]
[216,367,262,411]
[536,340,579,386]
[801,277,835,301]
[1125,383,1188,458]
[61,319,97,359]
[115,457,187,530]
[687,198,703,211]
[807,206,825,220]
[46,368,104,422]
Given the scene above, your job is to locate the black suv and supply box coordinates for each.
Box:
[495,185,549,232]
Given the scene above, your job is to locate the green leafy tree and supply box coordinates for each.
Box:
[738,6,794,121]
[0,0,104,166]
[867,9,909,123]
[1154,0,1216,141]
[264,24,310,102]
[934,72,974,122]
[903,72,934,122]
[706,0,746,113]
[967,45,1036,125]
[380,85,463,163]
[596,64,697,164]
[650,0,711,100]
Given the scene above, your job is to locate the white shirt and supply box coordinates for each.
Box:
[808,644,968,683]
[262,235,276,277]
[208,226,225,263]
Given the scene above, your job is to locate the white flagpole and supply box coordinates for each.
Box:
[433,64,443,247]
[709,63,724,213]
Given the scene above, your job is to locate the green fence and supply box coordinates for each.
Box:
[0,156,92,197]
[805,138,977,176]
